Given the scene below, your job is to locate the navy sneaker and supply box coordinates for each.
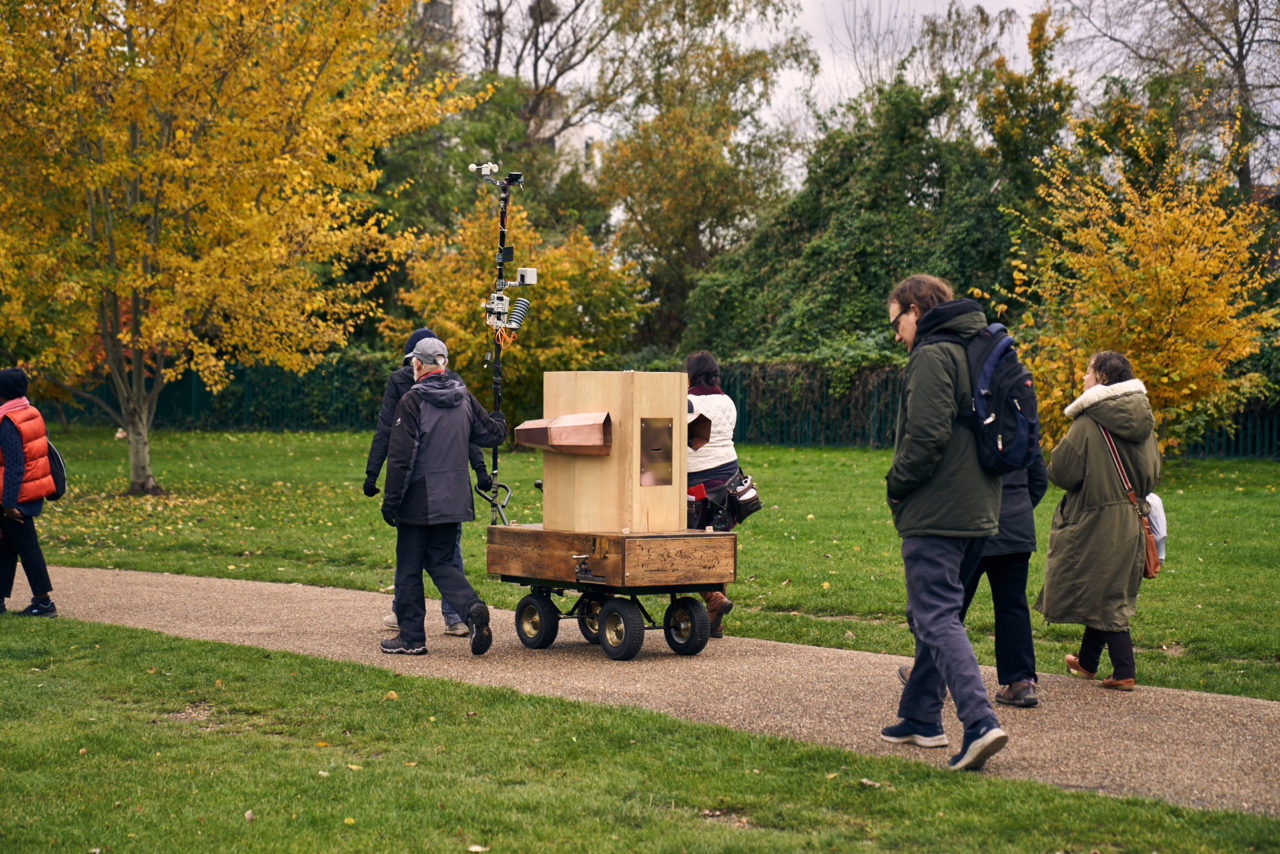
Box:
[880,719,948,748]
[379,635,427,655]
[948,722,1008,771]
[467,602,492,656]
[15,598,56,617]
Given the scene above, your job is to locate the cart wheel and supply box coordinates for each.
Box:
[514,592,560,649]
[663,597,710,656]
[577,594,608,645]
[598,598,644,661]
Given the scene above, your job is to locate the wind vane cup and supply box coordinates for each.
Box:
[469,161,536,524]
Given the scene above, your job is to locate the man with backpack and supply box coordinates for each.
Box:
[879,275,1008,771]
[0,368,58,617]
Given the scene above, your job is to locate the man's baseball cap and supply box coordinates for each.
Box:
[411,337,448,366]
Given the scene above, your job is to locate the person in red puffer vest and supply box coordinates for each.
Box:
[0,368,57,617]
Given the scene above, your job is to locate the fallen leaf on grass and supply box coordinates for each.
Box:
[826,773,839,779]
[383,690,398,701]
[316,741,328,747]
[347,764,362,771]
[245,809,255,822]
[860,778,881,788]
[468,846,490,852]
[344,817,355,825]
[404,762,417,767]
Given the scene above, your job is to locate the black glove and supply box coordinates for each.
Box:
[381,508,397,527]
[363,476,379,497]
[490,410,505,423]
[474,467,492,492]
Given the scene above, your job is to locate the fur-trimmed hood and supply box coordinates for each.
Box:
[1063,378,1154,444]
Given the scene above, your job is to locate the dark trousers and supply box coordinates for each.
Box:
[393,527,464,626]
[897,536,997,730]
[0,513,52,599]
[1079,626,1135,680]
[960,551,1038,685]
[393,523,481,645]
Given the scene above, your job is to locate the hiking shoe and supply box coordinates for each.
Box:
[443,621,469,637]
[467,602,492,656]
[897,664,911,685]
[379,635,426,655]
[995,680,1039,707]
[880,719,948,748]
[383,613,398,630]
[15,598,56,617]
[706,592,733,639]
[948,723,1008,771]
[1101,676,1136,691]
[1064,654,1096,679]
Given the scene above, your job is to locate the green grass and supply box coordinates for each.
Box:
[40,427,1280,701]
[2,620,1277,853]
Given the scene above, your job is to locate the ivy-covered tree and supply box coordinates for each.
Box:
[683,79,1009,361]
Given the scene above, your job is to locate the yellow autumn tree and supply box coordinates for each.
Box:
[0,0,484,493]
[1013,129,1278,452]
[397,192,647,426]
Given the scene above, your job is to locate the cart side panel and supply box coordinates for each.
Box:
[622,534,736,586]
[486,525,625,585]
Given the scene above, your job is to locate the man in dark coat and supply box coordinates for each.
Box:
[879,274,1008,771]
[364,327,490,637]
[380,338,506,656]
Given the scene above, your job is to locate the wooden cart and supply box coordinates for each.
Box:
[486,523,735,660]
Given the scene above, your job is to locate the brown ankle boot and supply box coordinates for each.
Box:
[702,591,733,638]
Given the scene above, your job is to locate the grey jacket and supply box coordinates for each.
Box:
[382,372,506,526]
[1035,379,1161,631]
[886,299,1002,538]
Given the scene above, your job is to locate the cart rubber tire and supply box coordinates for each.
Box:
[514,592,559,649]
[577,594,608,645]
[598,599,645,661]
[663,597,710,656]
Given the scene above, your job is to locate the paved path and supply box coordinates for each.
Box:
[19,567,1280,818]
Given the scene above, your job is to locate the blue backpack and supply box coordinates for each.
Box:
[917,323,1039,474]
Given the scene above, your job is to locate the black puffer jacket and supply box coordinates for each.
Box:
[382,372,506,526]
[366,365,485,483]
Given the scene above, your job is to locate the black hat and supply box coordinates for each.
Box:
[0,368,28,402]
[403,327,437,355]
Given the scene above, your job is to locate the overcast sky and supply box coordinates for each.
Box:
[786,0,1046,117]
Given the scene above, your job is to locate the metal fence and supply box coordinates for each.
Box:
[53,360,1279,458]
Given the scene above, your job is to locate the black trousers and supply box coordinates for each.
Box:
[0,513,52,599]
[393,522,481,645]
[1078,626,1135,680]
[960,551,1038,685]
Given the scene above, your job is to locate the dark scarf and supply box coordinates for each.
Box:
[688,384,723,396]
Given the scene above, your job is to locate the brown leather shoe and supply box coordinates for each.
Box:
[1101,676,1136,691]
[1064,654,1096,679]
[704,592,733,638]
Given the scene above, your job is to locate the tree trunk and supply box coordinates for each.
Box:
[125,410,166,495]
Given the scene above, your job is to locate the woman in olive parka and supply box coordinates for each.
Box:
[1035,351,1161,690]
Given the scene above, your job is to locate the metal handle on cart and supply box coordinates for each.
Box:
[476,481,513,525]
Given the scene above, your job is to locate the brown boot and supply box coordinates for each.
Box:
[702,591,734,638]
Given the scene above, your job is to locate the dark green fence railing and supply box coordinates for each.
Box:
[50,359,1278,458]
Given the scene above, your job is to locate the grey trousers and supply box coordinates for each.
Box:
[897,535,998,730]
